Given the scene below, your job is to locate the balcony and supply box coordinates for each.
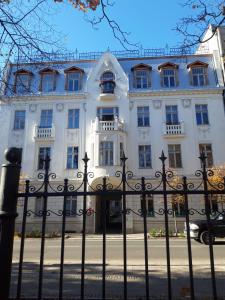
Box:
[94,117,124,132]
[99,80,116,101]
[34,125,55,141]
[162,122,185,137]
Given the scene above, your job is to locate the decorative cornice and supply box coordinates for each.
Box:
[2,92,88,102]
[128,88,223,97]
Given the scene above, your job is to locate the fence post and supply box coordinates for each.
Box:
[0,148,21,300]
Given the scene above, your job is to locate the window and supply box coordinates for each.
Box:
[158,62,179,88]
[35,197,44,217]
[16,74,30,93]
[65,196,77,216]
[137,106,150,127]
[162,69,176,88]
[168,144,182,168]
[139,145,151,168]
[100,71,115,94]
[14,110,26,130]
[40,110,53,128]
[195,104,209,125]
[199,144,213,168]
[192,67,207,86]
[38,147,51,170]
[209,195,218,213]
[68,73,81,91]
[39,68,58,93]
[64,66,84,92]
[68,109,79,129]
[187,61,208,86]
[97,107,118,121]
[171,195,185,217]
[14,69,33,94]
[120,142,124,165]
[67,147,79,169]
[42,74,54,92]
[140,194,154,216]
[166,105,179,125]
[99,141,113,166]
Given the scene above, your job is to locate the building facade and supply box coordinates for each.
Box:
[1,44,225,233]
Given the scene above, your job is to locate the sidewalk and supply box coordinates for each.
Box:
[67,233,146,240]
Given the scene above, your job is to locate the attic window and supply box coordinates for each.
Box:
[64,66,84,92]
[39,68,58,93]
[158,62,179,88]
[14,69,33,94]
[131,64,151,89]
[100,71,115,94]
[187,61,209,86]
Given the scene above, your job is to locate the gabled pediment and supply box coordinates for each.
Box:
[158,62,179,70]
[64,66,84,73]
[39,67,59,74]
[14,68,33,75]
[131,63,152,71]
[187,60,208,69]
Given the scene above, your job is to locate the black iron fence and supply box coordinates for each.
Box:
[0,148,225,300]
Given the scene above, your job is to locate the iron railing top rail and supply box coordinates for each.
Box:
[15,46,210,64]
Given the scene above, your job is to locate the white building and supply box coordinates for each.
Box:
[1,45,225,233]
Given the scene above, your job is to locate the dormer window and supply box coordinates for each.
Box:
[64,66,84,92]
[132,64,151,89]
[100,71,115,94]
[14,69,33,94]
[39,68,58,93]
[158,62,179,88]
[187,61,209,86]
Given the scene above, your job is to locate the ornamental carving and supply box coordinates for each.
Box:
[182,99,191,108]
[153,100,162,109]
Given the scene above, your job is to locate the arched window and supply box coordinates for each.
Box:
[100,71,115,94]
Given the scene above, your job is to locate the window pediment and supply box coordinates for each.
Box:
[64,66,84,73]
[187,61,208,69]
[158,62,179,70]
[131,63,152,71]
[14,69,33,75]
[39,67,59,74]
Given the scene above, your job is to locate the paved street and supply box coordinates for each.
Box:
[10,237,225,299]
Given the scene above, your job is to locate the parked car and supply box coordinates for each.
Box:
[184,212,225,244]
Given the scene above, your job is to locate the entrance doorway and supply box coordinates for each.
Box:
[95,193,122,233]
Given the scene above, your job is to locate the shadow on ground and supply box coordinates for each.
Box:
[9,262,225,299]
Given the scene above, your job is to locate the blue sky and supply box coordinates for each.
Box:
[51,1,193,52]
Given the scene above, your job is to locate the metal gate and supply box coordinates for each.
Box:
[0,147,225,300]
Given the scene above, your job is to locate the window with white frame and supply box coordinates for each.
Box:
[192,67,208,86]
[16,74,30,93]
[65,196,77,216]
[40,110,53,128]
[199,144,213,168]
[140,194,154,216]
[42,73,54,92]
[133,69,150,89]
[67,147,79,169]
[14,110,26,130]
[68,109,79,129]
[97,107,119,121]
[99,141,113,166]
[195,104,209,125]
[67,72,81,91]
[35,196,44,217]
[209,195,218,213]
[137,106,150,127]
[168,144,182,168]
[166,105,179,125]
[162,69,176,88]
[38,147,51,170]
[139,145,152,168]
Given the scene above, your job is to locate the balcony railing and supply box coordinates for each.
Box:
[94,117,124,132]
[162,122,185,136]
[34,125,55,140]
